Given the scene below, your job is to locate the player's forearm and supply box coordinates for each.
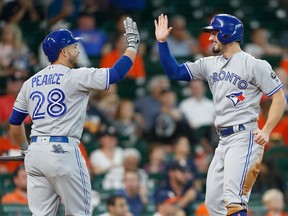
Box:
[177,188,197,208]
[9,124,28,146]
[262,90,287,134]
[124,49,136,62]
[158,41,191,81]
[109,55,133,84]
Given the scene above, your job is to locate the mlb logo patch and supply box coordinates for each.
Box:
[226,91,245,107]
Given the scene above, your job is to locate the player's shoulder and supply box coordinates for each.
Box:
[240,51,270,65]
[69,67,100,74]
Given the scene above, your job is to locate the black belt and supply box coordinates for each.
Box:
[31,136,69,143]
[217,124,245,137]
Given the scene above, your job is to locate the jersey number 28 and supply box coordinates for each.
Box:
[30,88,67,120]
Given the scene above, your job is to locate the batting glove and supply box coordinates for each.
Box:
[123,17,140,53]
[20,141,29,156]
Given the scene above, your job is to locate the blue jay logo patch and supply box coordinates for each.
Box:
[226,91,245,107]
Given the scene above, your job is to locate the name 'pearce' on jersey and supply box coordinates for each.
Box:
[32,72,64,87]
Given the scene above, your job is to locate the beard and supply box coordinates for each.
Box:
[212,46,221,54]
[67,51,78,68]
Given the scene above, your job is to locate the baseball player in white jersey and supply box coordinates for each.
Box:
[154,14,287,216]
[8,17,140,216]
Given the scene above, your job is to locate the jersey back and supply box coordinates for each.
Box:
[13,64,109,139]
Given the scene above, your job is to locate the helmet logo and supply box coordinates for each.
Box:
[210,17,215,25]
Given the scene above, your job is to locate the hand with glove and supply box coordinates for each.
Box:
[123,17,140,53]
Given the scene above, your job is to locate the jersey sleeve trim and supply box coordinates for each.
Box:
[13,107,28,114]
[9,108,28,125]
[105,68,109,91]
[266,84,283,97]
[184,63,194,80]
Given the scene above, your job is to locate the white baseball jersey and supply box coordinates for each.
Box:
[184,51,282,127]
[13,64,109,139]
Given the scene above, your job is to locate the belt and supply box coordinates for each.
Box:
[31,136,69,143]
[217,124,245,137]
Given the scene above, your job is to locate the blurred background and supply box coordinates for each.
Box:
[0,0,288,215]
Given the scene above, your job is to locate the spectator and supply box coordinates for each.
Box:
[45,0,80,27]
[143,144,166,174]
[153,189,186,216]
[1,164,28,205]
[151,15,199,60]
[171,136,201,191]
[134,75,170,140]
[159,160,199,214]
[193,141,214,175]
[79,0,109,16]
[83,91,110,136]
[0,73,31,128]
[252,158,286,195]
[153,87,192,145]
[0,0,41,24]
[108,0,146,22]
[243,27,284,58]
[115,170,149,216]
[262,189,288,216]
[90,127,123,176]
[121,148,149,188]
[99,194,132,216]
[112,99,144,147]
[71,11,107,57]
[179,80,215,143]
[100,33,146,80]
[95,84,120,121]
[0,23,36,77]
[102,148,149,190]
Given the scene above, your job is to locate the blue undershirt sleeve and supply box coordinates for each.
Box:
[9,108,28,125]
[109,55,133,84]
[158,41,191,81]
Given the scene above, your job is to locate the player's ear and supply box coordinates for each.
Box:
[61,48,67,57]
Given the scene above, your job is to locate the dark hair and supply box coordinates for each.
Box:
[107,195,125,206]
[13,164,25,177]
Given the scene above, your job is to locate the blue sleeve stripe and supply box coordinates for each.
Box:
[184,63,194,80]
[266,84,283,97]
[13,107,28,114]
[9,108,28,125]
[105,68,109,91]
[108,55,132,84]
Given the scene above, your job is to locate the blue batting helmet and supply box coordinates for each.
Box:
[42,29,82,63]
[202,14,244,44]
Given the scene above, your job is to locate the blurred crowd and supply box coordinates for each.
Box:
[0,0,288,215]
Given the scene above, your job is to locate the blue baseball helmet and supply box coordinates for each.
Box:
[42,29,82,63]
[202,14,244,44]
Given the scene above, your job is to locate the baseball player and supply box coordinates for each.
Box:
[8,17,140,216]
[154,14,287,216]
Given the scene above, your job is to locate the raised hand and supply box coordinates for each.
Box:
[154,14,173,42]
[123,17,140,53]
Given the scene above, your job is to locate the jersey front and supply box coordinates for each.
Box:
[13,64,109,139]
[184,51,282,127]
